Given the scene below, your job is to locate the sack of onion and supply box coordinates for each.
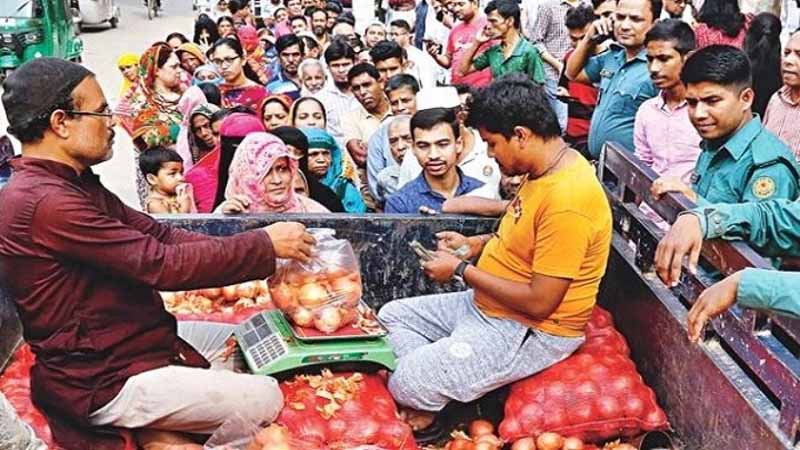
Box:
[274,370,417,449]
[160,279,275,324]
[499,308,669,444]
[269,229,364,334]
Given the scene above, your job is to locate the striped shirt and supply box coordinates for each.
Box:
[764,86,800,162]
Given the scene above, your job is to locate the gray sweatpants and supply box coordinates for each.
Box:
[379,290,583,412]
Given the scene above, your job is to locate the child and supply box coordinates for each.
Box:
[139,147,197,214]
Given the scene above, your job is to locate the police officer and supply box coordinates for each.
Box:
[654,198,800,342]
[650,45,800,205]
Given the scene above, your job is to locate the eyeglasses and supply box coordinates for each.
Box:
[211,56,241,67]
[63,106,114,119]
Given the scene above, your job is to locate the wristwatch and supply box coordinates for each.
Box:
[453,260,471,280]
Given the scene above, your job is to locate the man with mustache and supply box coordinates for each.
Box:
[649,45,800,205]
[763,31,800,161]
[566,0,660,159]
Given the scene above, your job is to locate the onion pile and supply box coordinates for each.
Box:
[269,266,364,334]
[160,280,273,316]
[443,420,504,450]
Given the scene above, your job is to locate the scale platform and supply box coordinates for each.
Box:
[236,309,397,377]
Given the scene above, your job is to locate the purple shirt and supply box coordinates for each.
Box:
[633,93,702,182]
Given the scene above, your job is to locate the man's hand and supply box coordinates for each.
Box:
[586,16,614,43]
[687,271,742,343]
[650,176,696,201]
[655,213,704,286]
[346,140,367,167]
[264,222,316,263]
[476,25,494,44]
[422,251,462,283]
[219,195,251,215]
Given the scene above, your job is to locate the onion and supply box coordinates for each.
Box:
[330,276,363,305]
[254,279,270,296]
[469,420,495,439]
[323,265,349,280]
[298,282,329,308]
[563,437,585,450]
[623,395,645,417]
[535,432,564,450]
[447,437,475,450]
[595,395,622,419]
[291,307,314,327]
[221,285,239,302]
[270,283,298,311]
[236,281,258,299]
[510,437,536,450]
[474,434,502,449]
[314,306,343,333]
[612,444,638,450]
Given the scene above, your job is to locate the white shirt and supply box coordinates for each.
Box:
[398,128,501,199]
[314,85,361,147]
[405,45,441,89]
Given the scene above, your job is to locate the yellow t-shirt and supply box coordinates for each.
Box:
[474,156,612,337]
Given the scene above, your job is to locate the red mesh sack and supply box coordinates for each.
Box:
[276,371,417,450]
[0,345,136,449]
[499,308,669,443]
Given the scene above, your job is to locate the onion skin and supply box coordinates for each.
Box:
[611,444,638,450]
[510,437,536,450]
[221,285,239,302]
[236,281,258,299]
[563,437,585,450]
[298,282,329,308]
[536,432,564,450]
[314,306,343,333]
[270,283,297,311]
[447,438,475,450]
[468,420,495,439]
[291,307,314,327]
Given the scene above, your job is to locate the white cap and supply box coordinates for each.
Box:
[415,86,461,111]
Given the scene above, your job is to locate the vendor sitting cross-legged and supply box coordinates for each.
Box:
[379,75,613,435]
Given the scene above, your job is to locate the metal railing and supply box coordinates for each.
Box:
[601,142,800,444]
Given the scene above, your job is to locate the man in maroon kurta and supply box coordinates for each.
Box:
[0,58,314,449]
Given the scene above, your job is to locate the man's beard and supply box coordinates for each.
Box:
[314,26,326,37]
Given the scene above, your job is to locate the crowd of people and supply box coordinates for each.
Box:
[4,0,800,447]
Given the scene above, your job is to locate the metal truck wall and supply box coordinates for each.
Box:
[602,235,793,450]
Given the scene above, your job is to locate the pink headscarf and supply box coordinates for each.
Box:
[175,86,208,170]
[225,132,302,212]
[237,25,260,54]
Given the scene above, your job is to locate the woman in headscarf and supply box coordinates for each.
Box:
[211,38,269,111]
[193,64,222,85]
[176,42,206,79]
[259,94,293,131]
[237,25,272,85]
[194,13,220,53]
[216,133,329,214]
[301,128,366,213]
[116,42,185,206]
[175,85,219,169]
[290,96,326,130]
[117,52,139,98]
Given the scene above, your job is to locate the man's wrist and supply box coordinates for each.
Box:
[680,210,707,238]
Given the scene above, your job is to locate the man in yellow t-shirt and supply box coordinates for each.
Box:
[379,76,612,438]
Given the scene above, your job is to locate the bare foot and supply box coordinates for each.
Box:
[399,407,436,431]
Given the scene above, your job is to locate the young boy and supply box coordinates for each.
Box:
[139,147,196,214]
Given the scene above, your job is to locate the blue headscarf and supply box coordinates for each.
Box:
[192,64,222,86]
[302,128,366,213]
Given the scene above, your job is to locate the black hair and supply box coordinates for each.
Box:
[194,14,221,46]
[210,36,245,57]
[324,38,356,63]
[369,40,406,63]
[276,34,305,54]
[410,107,461,141]
[272,126,310,152]
[211,108,233,125]
[284,0,299,5]
[390,19,412,33]
[347,62,381,83]
[216,15,235,29]
[565,4,596,30]
[698,0,745,38]
[325,2,343,14]
[273,6,287,17]
[745,13,783,116]
[139,147,183,177]
[385,74,420,94]
[198,82,222,107]
[225,105,257,115]
[227,0,249,13]
[453,84,474,96]
[301,36,320,52]
[484,0,521,29]
[289,14,307,25]
[681,45,752,90]
[307,6,327,18]
[644,18,696,55]
[647,0,663,21]
[335,15,356,27]
[166,32,189,45]
[8,92,76,143]
[467,74,561,138]
[291,97,327,129]
[591,0,612,8]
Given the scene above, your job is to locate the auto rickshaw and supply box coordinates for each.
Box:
[0,0,83,81]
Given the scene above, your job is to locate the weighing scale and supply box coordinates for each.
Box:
[235,309,397,377]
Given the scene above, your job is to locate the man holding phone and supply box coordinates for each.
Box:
[565,0,661,159]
